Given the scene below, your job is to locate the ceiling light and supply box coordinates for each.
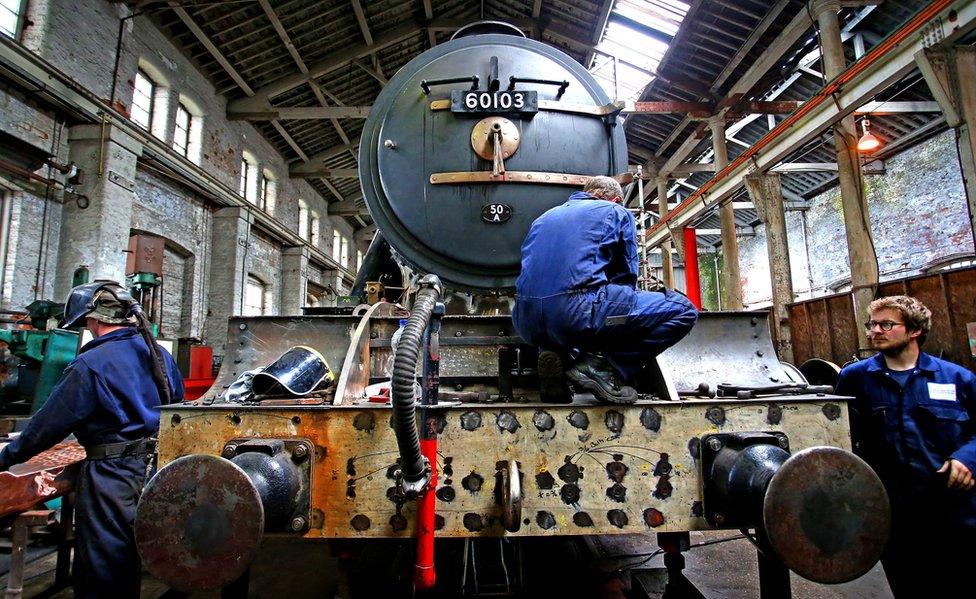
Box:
[857,119,881,153]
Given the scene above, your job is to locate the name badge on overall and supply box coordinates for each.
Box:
[927,382,957,402]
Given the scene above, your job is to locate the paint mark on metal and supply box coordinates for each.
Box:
[536,470,555,490]
[706,406,726,426]
[606,461,628,483]
[346,458,356,476]
[573,512,594,527]
[557,460,580,483]
[606,483,627,502]
[605,410,624,434]
[390,513,407,532]
[436,486,456,502]
[536,511,556,530]
[350,514,371,531]
[346,480,356,498]
[691,501,704,517]
[434,515,445,530]
[496,410,521,433]
[767,403,783,425]
[560,483,580,504]
[443,456,453,477]
[460,411,482,431]
[532,410,555,432]
[688,437,701,459]
[653,454,672,476]
[653,474,673,500]
[463,513,485,532]
[567,410,589,429]
[607,509,628,528]
[643,508,665,528]
[822,403,841,420]
[640,407,662,432]
[462,472,484,493]
[353,412,375,432]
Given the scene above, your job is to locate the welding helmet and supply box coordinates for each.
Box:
[251,346,335,397]
[62,281,135,329]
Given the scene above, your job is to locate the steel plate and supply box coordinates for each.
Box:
[762,446,890,584]
[135,454,264,591]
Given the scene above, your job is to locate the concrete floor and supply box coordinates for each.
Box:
[1,531,892,598]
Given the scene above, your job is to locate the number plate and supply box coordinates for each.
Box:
[452,90,538,114]
[482,204,513,223]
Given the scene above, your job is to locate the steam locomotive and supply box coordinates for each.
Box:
[134,22,889,596]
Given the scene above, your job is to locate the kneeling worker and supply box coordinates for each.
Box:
[513,176,698,403]
[0,282,184,598]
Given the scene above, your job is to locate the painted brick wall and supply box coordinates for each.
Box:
[737,130,976,308]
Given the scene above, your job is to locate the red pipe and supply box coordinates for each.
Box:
[414,438,438,590]
[683,227,702,309]
[648,0,954,239]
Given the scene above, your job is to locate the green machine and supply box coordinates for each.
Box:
[0,300,79,414]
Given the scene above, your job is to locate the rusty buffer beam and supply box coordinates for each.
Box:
[0,440,84,518]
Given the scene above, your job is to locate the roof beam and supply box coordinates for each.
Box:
[328,197,368,216]
[709,0,791,95]
[230,23,418,108]
[229,106,372,120]
[645,0,976,248]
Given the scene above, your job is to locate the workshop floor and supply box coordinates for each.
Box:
[2,531,892,598]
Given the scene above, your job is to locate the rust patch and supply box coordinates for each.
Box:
[352,412,375,432]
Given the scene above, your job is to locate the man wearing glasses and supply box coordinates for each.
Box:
[835,295,976,598]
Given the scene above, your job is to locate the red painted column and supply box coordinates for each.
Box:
[683,227,702,309]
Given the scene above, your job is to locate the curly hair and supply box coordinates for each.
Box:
[869,295,932,345]
[583,176,623,201]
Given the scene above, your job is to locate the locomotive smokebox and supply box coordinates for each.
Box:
[360,23,628,290]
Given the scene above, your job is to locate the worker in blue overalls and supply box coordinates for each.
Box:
[835,295,976,598]
[513,176,698,404]
[0,282,183,598]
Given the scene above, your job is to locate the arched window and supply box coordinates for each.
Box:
[261,170,277,214]
[309,211,320,246]
[244,275,267,316]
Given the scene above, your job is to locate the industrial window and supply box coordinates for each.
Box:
[357,250,363,272]
[589,0,689,101]
[0,0,23,38]
[340,237,349,269]
[173,103,191,157]
[298,200,310,240]
[132,70,156,130]
[244,276,267,316]
[332,230,341,262]
[260,170,276,214]
[240,152,257,203]
[309,211,320,246]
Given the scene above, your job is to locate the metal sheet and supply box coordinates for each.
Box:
[157,396,851,539]
[656,311,796,393]
[0,440,83,518]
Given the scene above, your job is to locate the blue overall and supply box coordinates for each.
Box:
[835,352,976,597]
[0,327,184,598]
[513,192,698,381]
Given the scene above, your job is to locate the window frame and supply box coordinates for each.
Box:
[240,152,257,204]
[0,0,25,39]
[173,102,192,158]
[244,275,267,316]
[132,69,156,131]
[298,200,310,241]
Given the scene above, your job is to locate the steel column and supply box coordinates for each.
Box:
[811,0,879,348]
[708,116,743,309]
[657,177,675,287]
[683,227,702,309]
[745,174,795,363]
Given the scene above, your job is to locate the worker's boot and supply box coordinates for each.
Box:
[566,353,637,404]
[537,350,572,403]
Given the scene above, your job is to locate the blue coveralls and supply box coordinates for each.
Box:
[835,352,976,598]
[513,191,698,382]
[0,327,184,598]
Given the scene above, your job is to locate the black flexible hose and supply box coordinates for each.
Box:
[391,287,439,483]
[130,304,173,405]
